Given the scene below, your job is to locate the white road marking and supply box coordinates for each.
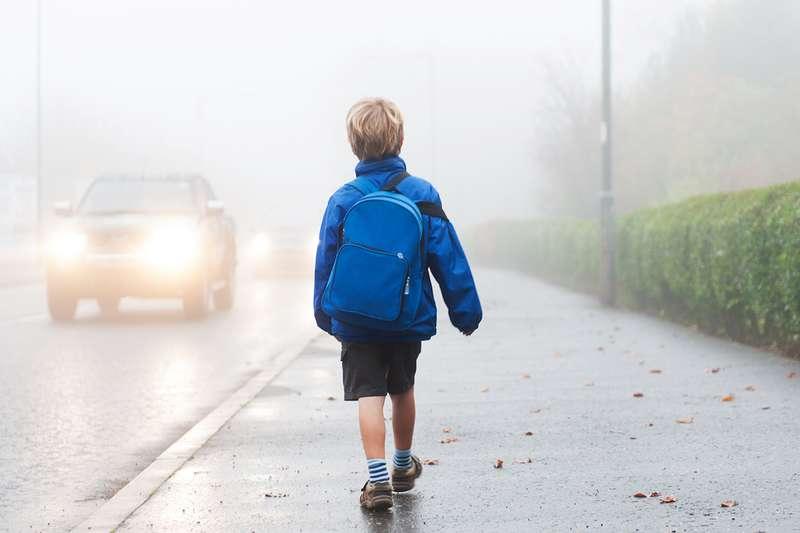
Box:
[71,327,320,533]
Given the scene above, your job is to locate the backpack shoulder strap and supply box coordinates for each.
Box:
[347,176,379,196]
[417,201,449,222]
[381,171,449,221]
[381,171,410,192]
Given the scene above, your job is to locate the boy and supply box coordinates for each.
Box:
[313,97,482,510]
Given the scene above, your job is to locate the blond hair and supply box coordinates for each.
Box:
[346,98,404,161]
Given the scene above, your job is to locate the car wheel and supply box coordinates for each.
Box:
[213,271,235,311]
[183,279,209,319]
[47,285,78,322]
[97,296,120,316]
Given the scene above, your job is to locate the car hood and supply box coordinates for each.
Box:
[74,213,199,234]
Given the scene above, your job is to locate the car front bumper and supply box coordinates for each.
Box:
[47,253,204,298]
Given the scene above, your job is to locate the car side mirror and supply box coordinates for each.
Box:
[206,200,224,216]
[52,201,73,217]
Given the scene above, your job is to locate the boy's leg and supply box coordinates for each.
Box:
[389,388,415,451]
[358,395,387,459]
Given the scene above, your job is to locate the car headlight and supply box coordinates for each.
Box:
[47,230,88,262]
[250,233,271,259]
[140,223,200,271]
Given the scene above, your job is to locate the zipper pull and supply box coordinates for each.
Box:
[404,276,411,295]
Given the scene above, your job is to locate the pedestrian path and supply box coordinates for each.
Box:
[118,269,800,532]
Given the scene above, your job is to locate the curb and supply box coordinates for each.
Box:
[72,328,320,532]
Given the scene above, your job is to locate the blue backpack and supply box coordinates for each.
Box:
[322,171,448,331]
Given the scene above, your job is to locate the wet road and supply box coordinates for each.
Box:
[0,275,313,532]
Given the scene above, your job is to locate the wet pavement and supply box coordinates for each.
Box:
[118,269,800,532]
[0,276,313,532]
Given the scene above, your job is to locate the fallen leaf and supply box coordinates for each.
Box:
[649,369,662,374]
[676,416,694,424]
[553,351,562,358]
[422,458,439,466]
[597,346,605,352]
[531,408,542,414]
[721,394,734,402]
[513,458,532,464]
[493,458,504,469]
[788,371,797,379]
[442,427,452,433]
[761,406,771,410]
[480,386,490,393]
[326,396,336,401]
[521,373,531,379]
[744,385,756,391]
[633,492,647,498]
[440,436,459,444]
[524,431,534,436]
[720,499,738,508]
[633,392,644,398]
[649,491,660,498]
[264,492,288,498]
[707,367,721,374]
[660,495,677,504]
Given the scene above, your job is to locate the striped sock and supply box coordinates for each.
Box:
[393,448,412,471]
[367,458,390,483]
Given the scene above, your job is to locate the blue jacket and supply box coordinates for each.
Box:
[313,156,482,342]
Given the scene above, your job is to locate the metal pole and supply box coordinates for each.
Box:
[600,0,616,306]
[35,0,43,247]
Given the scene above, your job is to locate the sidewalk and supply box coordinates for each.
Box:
[118,269,800,532]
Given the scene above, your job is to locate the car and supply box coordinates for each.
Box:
[248,226,317,279]
[45,176,237,320]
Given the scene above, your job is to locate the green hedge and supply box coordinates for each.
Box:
[470,181,800,353]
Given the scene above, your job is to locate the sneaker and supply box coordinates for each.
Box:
[391,455,423,492]
[360,480,393,510]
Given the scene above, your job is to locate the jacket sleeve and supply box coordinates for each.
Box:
[427,215,483,333]
[313,195,345,335]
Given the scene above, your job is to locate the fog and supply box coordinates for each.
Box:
[2,0,710,235]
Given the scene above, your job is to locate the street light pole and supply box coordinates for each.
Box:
[600,0,616,306]
[35,0,43,247]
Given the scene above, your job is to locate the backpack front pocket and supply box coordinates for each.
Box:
[325,243,409,322]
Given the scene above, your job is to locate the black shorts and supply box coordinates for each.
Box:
[340,341,422,401]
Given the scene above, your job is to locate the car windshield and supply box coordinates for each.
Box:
[79,180,198,215]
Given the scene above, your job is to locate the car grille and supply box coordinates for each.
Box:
[89,232,145,253]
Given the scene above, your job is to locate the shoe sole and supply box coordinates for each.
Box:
[362,487,393,510]
[391,477,415,493]
[367,494,393,510]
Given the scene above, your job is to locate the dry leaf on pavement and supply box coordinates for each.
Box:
[524,431,534,436]
[480,386,490,393]
[649,369,662,374]
[521,373,531,379]
[660,495,677,504]
[720,499,738,508]
[493,459,504,469]
[676,416,694,424]
[326,396,336,401]
[633,392,644,398]
[633,492,647,498]
[513,458,532,464]
[440,436,459,444]
[788,371,797,379]
[745,385,756,391]
[422,459,439,466]
[706,367,721,374]
[442,427,452,433]
[649,491,660,497]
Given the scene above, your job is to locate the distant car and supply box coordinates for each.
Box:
[248,226,317,278]
[45,176,237,320]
